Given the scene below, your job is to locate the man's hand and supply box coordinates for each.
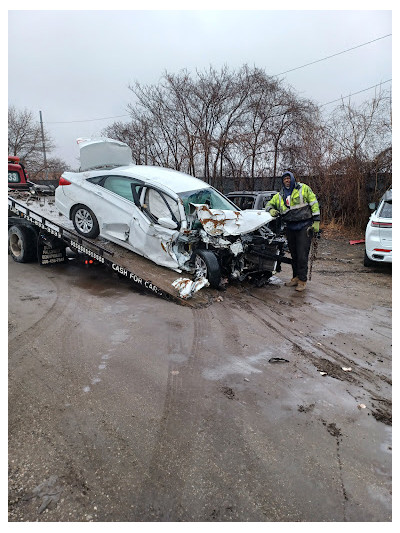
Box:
[312,221,320,233]
[269,209,279,217]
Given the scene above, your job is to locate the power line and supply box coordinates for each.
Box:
[46,114,129,124]
[275,34,391,76]
[44,78,392,125]
[43,34,391,125]
[319,79,392,107]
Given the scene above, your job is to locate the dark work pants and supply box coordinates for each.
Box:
[285,226,312,282]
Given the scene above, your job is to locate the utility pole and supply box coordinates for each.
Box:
[39,110,48,179]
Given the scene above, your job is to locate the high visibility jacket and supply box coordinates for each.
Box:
[266,182,320,223]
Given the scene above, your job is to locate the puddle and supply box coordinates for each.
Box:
[203,350,273,380]
[111,329,130,344]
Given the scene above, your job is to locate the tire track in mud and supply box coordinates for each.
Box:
[135,300,304,521]
[134,307,212,520]
[229,290,391,397]
[8,268,84,368]
[192,298,307,521]
[9,269,136,520]
[212,295,359,520]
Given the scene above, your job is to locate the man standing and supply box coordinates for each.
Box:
[266,171,320,292]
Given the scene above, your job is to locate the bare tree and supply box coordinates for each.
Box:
[8,106,69,177]
[320,89,391,227]
[103,66,390,229]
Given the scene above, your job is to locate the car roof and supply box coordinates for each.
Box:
[227,190,277,196]
[77,165,213,194]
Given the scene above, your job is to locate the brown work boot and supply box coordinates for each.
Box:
[285,277,299,287]
[295,280,307,292]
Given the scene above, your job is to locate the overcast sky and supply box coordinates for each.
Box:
[8,5,392,169]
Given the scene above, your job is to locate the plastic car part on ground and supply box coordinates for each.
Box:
[172,277,209,299]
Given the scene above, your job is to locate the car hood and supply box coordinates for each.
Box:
[192,204,273,236]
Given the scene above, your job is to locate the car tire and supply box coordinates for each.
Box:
[8,225,38,263]
[192,249,221,288]
[72,205,100,239]
[363,250,375,267]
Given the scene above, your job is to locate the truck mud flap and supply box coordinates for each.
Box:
[38,234,67,265]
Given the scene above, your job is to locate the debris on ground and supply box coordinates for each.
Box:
[268,357,290,364]
[342,367,352,372]
[22,475,63,514]
[349,239,365,245]
[172,277,209,299]
[221,386,235,399]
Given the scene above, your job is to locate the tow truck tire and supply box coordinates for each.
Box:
[72,205,100,239]
[8,225,38,263]
[192,249,221,288]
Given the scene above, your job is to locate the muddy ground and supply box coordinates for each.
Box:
[8,232,392,522]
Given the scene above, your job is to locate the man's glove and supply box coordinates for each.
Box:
[269,209,279,217]
[312,221,320,233]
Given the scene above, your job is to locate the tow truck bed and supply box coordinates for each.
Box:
[8,193,212,307]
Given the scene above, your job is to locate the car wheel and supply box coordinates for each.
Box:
[8,225,38,263]
[363,249,375,267]
[192,249,221,288]
[72,205,100,239]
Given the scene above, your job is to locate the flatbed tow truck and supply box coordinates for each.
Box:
[8,191,212,307]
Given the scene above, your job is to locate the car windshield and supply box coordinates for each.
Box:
[380,200,392,219]
[178,188,238,215]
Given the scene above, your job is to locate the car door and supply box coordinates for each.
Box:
[90,175,143,242]
[129,186,182,269]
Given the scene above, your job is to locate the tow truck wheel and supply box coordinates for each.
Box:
[192,249,221,288]
[72,205,100,239]
[8,225,38,263]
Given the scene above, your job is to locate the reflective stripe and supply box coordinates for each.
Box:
[266,183,319,220]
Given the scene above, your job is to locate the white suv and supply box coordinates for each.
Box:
[364,189,392,266]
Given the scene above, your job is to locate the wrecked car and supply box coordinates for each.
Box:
[55,138,289,288]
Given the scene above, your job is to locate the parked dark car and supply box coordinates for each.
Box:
[226,190,277,210]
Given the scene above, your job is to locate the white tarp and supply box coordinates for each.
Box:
[78,138,132,171]
[192,204,273,236]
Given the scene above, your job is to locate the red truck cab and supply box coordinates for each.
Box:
[8,156,31,190]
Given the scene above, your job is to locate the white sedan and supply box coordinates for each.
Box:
[364,188,392,266]
[55,138,287,287]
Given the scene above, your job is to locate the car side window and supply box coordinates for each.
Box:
[380,201,392,219]
[228,196,242,209]
[144,188,180,225]
[102,176,142,202]
[88,176,104,185]
[242,197,254,210]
